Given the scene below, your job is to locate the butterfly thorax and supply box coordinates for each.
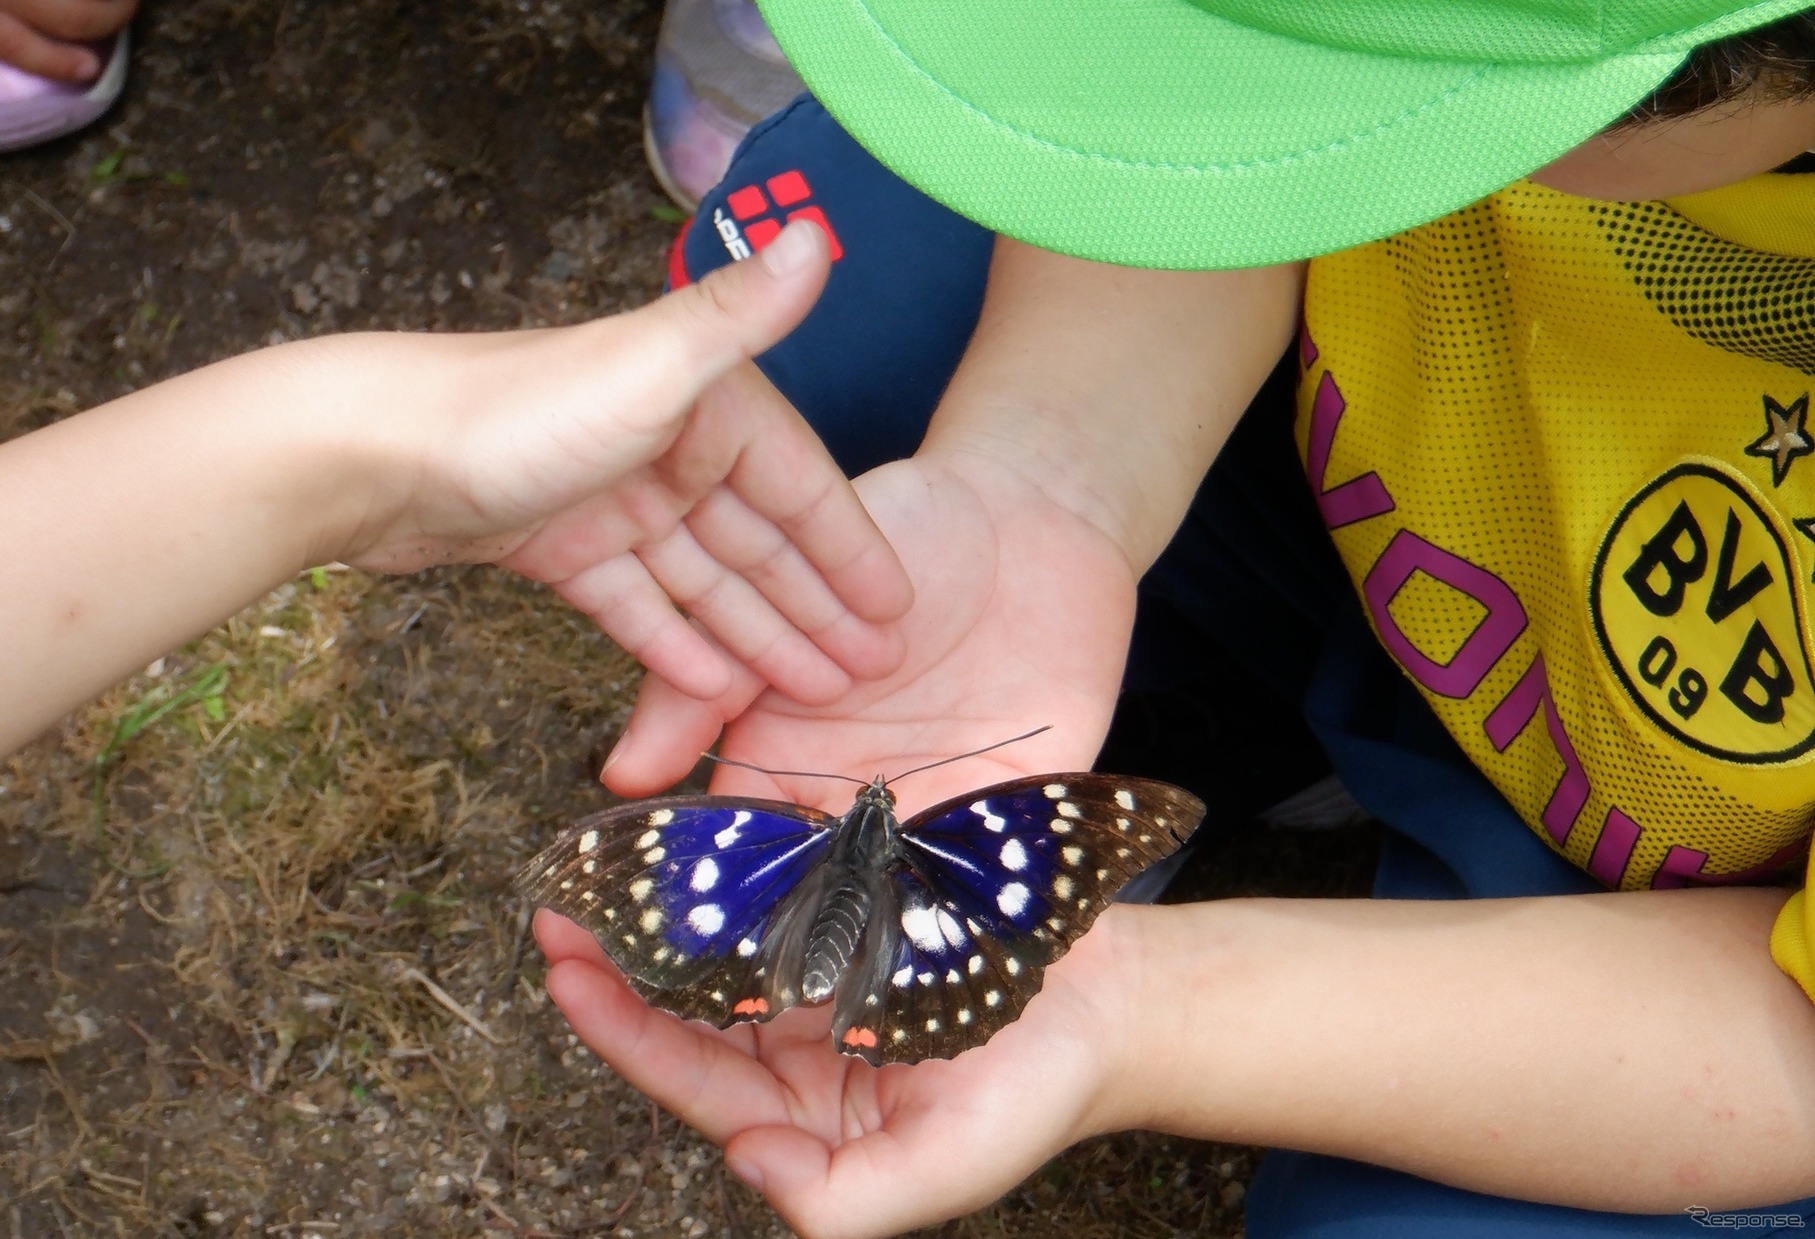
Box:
[799,779,900,1004]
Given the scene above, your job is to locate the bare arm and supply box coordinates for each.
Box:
[926,236,1305,575]
[0,224,912,755]
[1095,888,1815,1210]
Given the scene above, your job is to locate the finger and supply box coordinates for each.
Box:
[601,667,765,796]
[729,1123,1009,1239]
[638,521,853,706]
[541,957,792,1148]
[608,221,832,440]
[5,0,135,42]
[686,368,914,627]
[0,12,98,78]
[736,1052,1085,1239]
[546,552,735,702]
[532,907,615,971]
[684,485,907,682]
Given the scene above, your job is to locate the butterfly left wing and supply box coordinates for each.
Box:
[515,796,839,1025]
[832,774,1206,1064]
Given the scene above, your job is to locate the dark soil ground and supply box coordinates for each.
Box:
[0,4,1377,1235]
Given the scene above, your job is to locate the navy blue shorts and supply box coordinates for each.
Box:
[672,94,1815,1238]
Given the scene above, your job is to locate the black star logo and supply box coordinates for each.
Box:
[1746,393,1814,486]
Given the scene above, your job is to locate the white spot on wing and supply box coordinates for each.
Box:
[577,829,600,854]
[997,882,1031,919]
[650,809,675,826]
[635,829,660,849]
[1043,784,1068,800]
[901,904,944,952]
[690,857,719,892]
[643,847,666,864]
[1053,874,1074,900]
[999,838,1028,872]
[971,800,1008,832]
[1056,801,1083,820]
[891,965,913,988]
[1062,845,1085,867]
[936,907,967,948]
[629,877,654,903]
[737,937,758,958]
[1115,788,1137,812]
[640,908,664,933]
[968,954,983,975]
[687,904,726,936]
[714,812,750,849]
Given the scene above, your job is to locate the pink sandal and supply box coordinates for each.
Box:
[0,29,128,154]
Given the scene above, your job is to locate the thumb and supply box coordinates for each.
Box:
[621,219,831,417]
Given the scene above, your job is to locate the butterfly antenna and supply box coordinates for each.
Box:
[886,725,1054,785]
[700,752,870,787]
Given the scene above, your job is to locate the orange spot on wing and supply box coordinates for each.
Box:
[732,997,769,1016]
[841,1026,879,1049]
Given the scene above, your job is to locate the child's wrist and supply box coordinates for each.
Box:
[275,330,497,569]
[1072,901,1247,1140]
[1057,905,1179,1140]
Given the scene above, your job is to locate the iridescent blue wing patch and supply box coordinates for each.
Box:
[898,773,1201,955]
[515,796,837,1024]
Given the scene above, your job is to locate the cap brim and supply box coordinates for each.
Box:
[758,0,1687,268]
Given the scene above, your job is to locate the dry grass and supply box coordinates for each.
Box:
[0,562,1329,1236]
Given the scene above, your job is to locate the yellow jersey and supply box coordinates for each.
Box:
[1300,173,1815,999]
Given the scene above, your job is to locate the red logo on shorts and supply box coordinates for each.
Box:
[713,170,845,262]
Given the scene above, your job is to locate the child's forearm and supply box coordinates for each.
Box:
[923,237,1306,576]
[0,337,382,754]
[1093,889,1815,1211]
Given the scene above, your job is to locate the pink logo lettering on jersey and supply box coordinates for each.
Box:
[1365,531,1528,701]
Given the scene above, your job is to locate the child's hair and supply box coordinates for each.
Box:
[1621,9,1815,125]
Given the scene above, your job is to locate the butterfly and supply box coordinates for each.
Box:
[516,767,1204,1065]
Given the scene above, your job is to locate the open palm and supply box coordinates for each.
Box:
[602,448,1141,813]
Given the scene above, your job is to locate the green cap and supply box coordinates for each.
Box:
[755,0,1815,268]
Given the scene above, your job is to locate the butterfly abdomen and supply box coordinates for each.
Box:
[800,872,872,1002]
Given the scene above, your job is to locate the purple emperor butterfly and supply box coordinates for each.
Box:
[516,768,1203,1064]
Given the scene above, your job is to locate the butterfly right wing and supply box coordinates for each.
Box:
[830,774,1206,1064]
[514,796,839,1026]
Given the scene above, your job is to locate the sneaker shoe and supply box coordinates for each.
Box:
[644,0,802,210]
[0,30,129,154]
